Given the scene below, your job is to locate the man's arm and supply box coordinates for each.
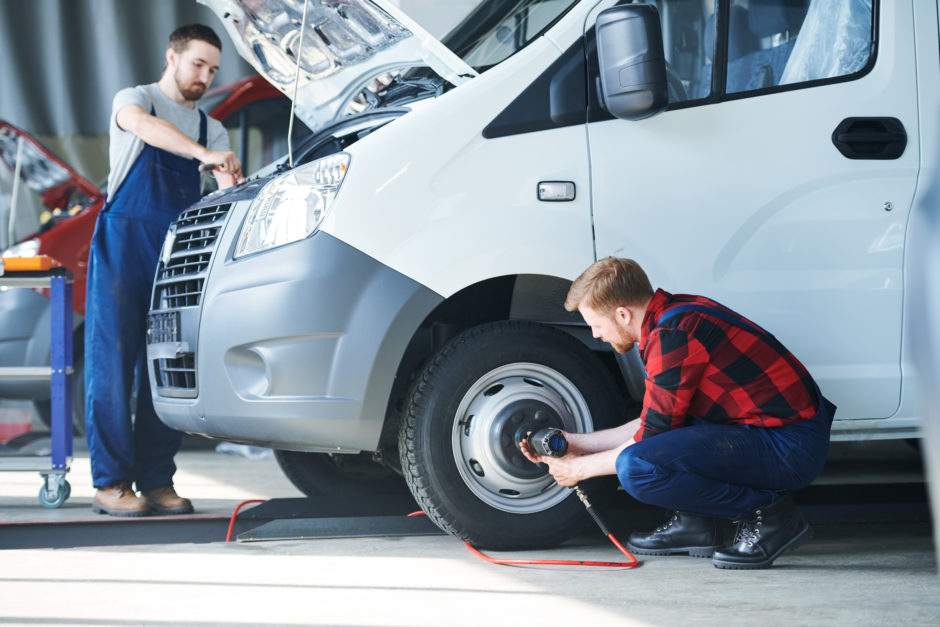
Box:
[116,104,241,179]
[564,418,642,455]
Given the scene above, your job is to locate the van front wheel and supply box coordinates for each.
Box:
[398,321,621,550]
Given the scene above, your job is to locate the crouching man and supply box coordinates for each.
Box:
[520,257,836,569]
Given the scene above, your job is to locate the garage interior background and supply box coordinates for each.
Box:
[0,0,476,249]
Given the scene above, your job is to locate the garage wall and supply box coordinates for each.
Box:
[0,0,476,247]
[0,0,477,136]
[0,0,254,137]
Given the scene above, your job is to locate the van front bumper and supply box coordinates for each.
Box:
[147,229,441,453]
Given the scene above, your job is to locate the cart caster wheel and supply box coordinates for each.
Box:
[38,478,70,509]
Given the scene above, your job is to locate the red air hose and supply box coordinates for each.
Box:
[225,499,266,542]
[227,494,640,568]
[408,507,639,569]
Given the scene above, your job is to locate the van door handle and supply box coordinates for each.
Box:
[832,117,907,160]
[537,181,576,201]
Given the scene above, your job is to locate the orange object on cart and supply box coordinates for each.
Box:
[0,255,62,274]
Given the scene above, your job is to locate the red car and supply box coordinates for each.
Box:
[0,76,307,435]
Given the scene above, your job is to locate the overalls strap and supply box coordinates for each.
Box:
[656,303,769,336]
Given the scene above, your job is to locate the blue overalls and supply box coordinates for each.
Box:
[84,110,206,490]
[616,304,837,519]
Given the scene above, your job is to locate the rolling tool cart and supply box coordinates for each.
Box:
[0,256,74,508]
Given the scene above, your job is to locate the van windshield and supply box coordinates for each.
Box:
[438,0,579,72]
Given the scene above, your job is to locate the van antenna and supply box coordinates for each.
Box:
[288,0,310,169]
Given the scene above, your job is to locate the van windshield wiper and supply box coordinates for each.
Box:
[374,75,443,109]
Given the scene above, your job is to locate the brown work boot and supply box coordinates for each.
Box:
[92,482,151,517]
[141,485,194,515]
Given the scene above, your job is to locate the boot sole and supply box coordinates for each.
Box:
[92,502,151,518]
[626,544,717,558]
[147,504,195,516]
[712,524,814,570]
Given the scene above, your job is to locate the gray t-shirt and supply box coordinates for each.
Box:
[106,82,229,200]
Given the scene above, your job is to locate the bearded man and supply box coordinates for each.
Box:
[84,24,242,517]
[521,257,836,569]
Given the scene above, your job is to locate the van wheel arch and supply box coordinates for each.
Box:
[382,274,588,452]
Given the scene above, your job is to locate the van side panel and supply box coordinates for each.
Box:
[588,1,918,424]
[319,5,601,295]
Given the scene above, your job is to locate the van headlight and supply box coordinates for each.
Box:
[234,152,350,258]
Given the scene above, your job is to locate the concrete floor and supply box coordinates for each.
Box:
[0,437,938,626]
[0,437,304,524]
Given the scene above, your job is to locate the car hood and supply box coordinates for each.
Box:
[0,120,103,212]
[199,0,477,131]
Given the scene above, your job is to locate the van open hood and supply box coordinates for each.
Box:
[199,0,476,130]
[0,120,103,212]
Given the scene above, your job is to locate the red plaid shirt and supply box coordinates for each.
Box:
[634,289,819,442]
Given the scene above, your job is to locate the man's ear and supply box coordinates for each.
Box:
[165,47,177,69]
[614,306,632,326]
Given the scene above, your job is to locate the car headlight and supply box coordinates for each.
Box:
[2,238,40,258]
[234,152,350,258]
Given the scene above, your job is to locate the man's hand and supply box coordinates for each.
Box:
[199,149,241,177]
[519,438,585,487]
[520,431,630,487]
[199,149,244,189]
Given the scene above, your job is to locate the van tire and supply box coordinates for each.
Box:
[398,321,621,551]
[274,450,407,497]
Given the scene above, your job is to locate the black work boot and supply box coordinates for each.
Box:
[712,495,812,570]
[626,510,720,558]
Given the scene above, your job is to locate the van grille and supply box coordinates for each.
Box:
[152,203,231,310]
[153,354,196,392]
[150,202,233,396]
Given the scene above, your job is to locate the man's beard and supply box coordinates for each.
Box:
[608,327,635,354]
[176,72,207,101]
[610,341,631,354]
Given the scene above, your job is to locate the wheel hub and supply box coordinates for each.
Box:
[451,363,593,514]
[490,399,563,479]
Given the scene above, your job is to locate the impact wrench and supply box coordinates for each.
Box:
[525,428,625,548]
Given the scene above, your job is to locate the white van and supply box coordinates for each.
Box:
[146,0,936,549]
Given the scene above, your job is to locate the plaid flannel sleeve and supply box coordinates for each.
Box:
[635,328,711,441]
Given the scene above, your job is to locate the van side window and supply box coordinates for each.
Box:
[646,0,717,102]
[726,0,874,94]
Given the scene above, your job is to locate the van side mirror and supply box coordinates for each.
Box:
[595,5,668,121]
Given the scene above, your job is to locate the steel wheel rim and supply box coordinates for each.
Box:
[451,362,593,513]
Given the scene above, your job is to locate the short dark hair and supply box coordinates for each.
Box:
[168,24,222,54]
[565,257,654,314]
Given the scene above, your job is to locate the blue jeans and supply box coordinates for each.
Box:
[615,395,835,519]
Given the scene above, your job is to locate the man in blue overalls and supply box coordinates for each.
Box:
[85,24,242,517]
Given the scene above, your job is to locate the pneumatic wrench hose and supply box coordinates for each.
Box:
[461,428,640,568]
[527,428,614,536]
